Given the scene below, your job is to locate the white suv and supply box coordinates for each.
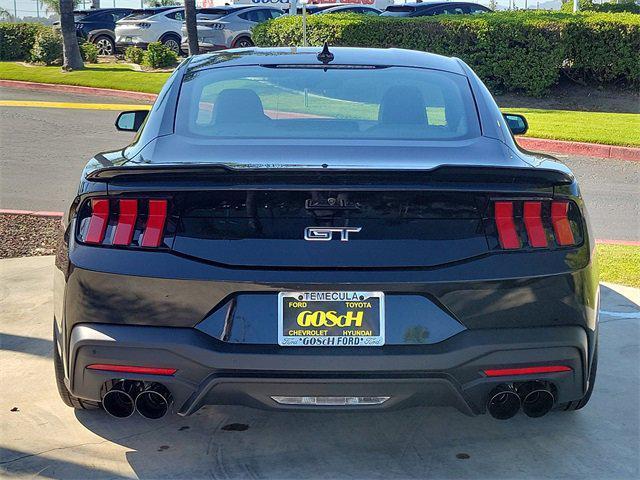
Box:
[115,6,184,54]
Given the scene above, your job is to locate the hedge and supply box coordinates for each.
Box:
[253,12,640,95]
[0,23,50,61]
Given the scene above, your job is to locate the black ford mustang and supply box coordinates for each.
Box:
[53,47,599,421]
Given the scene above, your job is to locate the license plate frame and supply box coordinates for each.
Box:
[278,291,385,347]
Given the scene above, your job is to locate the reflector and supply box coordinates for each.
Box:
[87,364,177,375]
[484,365,572,377]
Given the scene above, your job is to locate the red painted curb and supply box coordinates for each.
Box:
[2,79,639,161]
[0,209,63,217]
[518,137,640,162]
[0,79,157,102]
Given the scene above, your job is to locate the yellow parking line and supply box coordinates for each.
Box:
[0,100,151,111]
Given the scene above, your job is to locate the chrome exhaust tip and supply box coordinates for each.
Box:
[487,384,521,420]
[135,383,172,419]
[102,380,143,419]
[518,381,555,418]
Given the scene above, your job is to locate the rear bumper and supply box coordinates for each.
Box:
[68,323,589,416]
[115,41,150,52]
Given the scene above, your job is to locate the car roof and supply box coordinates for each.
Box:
[392,1,481,7]
[74,8,132,13]
[187,47,466,75]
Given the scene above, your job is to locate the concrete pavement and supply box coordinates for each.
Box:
[1,255,639,479]
[0,86,638,241]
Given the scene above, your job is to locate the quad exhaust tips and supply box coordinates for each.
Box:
[518,381,555,418]
[486,381,555,420]
[487,384,521,420]
[102,380,143,418]
[102,381,172,419]
[135,383,173,419]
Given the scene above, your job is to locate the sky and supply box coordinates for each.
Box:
[0,0,556,19]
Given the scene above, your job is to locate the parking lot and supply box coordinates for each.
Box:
[1,255,639,479]
[1,74,639,480]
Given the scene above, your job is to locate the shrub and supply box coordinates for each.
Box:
[253,11,640,94]
[564,13,640,86]
[593,2,640,14]
[125,45,145,64]
[143,42,178,69]
[80,41,99,63]
[30,29,63,65]
[0,22,49,61]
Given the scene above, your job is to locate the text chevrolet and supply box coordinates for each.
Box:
[54,47,598,420]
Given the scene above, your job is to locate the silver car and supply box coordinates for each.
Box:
[181,6,284,52]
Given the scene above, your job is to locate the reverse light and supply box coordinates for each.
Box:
[87,364,177,375]
[483,365,572,377]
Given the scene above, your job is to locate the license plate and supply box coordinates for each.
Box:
[278,291,385,347]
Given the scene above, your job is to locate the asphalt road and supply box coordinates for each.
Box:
[1,256,639,479]
[1,87,638,241]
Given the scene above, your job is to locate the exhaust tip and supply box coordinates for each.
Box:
[102,380,142,418]
[135,383,172,419]
[519,382,555,418]
[487,385,521,420]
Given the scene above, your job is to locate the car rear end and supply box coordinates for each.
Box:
[55,49,598,420]
[180,7,241,52]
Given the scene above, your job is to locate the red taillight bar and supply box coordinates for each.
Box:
[86,364,177,376]
[483,365,572,377]
[141,199,168,248]
[523,201,548,248]
[112,199,138,246]
[494,201,520,249]
[84,199,110,244]
[551,201,575,246]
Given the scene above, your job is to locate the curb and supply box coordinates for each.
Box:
[517,137,640,163]
[0,209,63,217]
[0,79,157,102]
[1,209,638,245]
[2,79,639,161]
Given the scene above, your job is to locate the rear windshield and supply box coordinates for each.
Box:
[176,66,480,141]
[382,5,416,14]
[124,9,169,20]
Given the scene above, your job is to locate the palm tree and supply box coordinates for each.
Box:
[59,0,84,70]
[184,0,198,56]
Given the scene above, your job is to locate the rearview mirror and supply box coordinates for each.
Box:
[115,110,149,132]
[502,113,528,136]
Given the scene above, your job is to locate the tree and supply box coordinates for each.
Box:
[59,0,84,70]
[184,0,198,56]
[41,0,82,14]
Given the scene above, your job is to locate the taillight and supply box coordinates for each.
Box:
[78,197,171,248]
[491,199,581,250]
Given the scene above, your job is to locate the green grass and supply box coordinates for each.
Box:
[597,244,640,288]
[1,61,638,146]
[503,108,640,147]
[0,62,170,94]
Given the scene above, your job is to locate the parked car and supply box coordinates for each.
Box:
[316,5,382,15]
[381,1,492,17]
[65,8,134,56]
[115,7,185,54]
[54,46,598,422]
[181,6,284,52]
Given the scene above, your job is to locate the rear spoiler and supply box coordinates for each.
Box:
[86,165,574,187]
